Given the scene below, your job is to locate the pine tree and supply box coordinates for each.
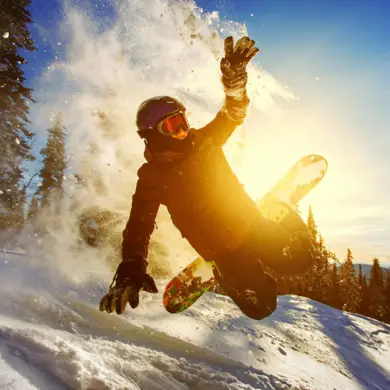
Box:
[359,275,370,317]
[358,264,364,286]
[356,265,370,316]
[328,262,342,309]
[339,249,361,312]
[37,113,66,208]
[370,258,384,289]
[304,207,331,303]
[316,235,332,303]
[0,0,36,230]
[303,205,318,299]
[384,272,390,324]
[306,205,318,240]
[367,258,386,321]
[324,251,332,303]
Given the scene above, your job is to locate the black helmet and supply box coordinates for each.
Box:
[136,96,188,139]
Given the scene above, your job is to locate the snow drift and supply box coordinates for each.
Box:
[0,251,389,390]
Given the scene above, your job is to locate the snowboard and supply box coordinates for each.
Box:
[163,154,328,314]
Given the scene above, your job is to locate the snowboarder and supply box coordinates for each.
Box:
[99,36,314,320]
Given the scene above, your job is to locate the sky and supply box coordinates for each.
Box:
[18,0,390,266]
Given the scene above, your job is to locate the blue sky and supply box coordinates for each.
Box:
[193,0,390,266]
[21,0,390,265]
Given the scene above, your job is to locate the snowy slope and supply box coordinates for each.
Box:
[0,251,389,390]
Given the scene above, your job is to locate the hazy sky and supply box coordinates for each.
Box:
[21,0,390,266]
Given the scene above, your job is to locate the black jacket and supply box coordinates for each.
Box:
[122,95,262,268]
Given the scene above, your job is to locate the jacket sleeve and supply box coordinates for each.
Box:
[196,93,250,146]
[121,164,161,272]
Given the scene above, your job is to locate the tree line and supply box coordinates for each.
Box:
[0,1,68,231]
[267,206,390,324]
[0,1,116,249]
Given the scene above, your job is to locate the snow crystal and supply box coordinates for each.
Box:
[250,13,254,17]
[2,32,9,39]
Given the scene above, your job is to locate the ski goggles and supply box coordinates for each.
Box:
[156,112,190,137]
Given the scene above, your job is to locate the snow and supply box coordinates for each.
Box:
[0,251,389,389]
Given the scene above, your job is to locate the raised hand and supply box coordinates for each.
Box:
[220,36,259,81]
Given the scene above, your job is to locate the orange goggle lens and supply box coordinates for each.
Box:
[160,113,189,135]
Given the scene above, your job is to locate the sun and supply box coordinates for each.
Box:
[224,122,340,229]
[224,120,368,265]
[240,149,300,201]
[228,135,311,202]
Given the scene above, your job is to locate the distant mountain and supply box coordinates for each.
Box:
[353,263,390,279]
[336,263,389,279]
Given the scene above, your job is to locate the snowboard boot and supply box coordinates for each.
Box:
[212,256,277,320]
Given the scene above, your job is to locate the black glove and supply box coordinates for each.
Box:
[220,36,259,96]
[99,260,158,314]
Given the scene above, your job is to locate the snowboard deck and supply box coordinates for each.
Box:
[163,154,328,314]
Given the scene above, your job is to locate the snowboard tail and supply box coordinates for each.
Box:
[163,154,328,315]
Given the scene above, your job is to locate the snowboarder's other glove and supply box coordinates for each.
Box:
[220,36,259,97]
[99,260,158,314]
